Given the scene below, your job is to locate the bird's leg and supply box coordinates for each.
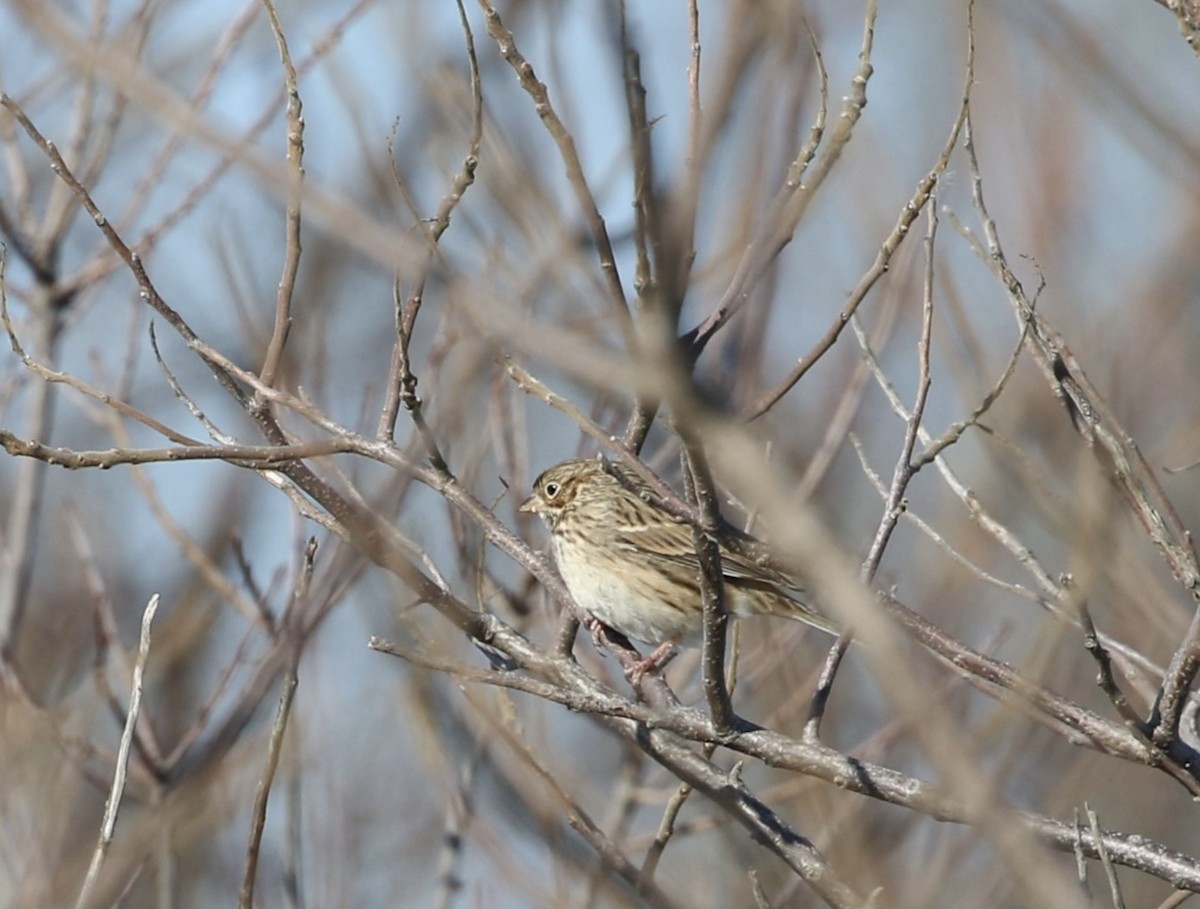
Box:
[581,616,676,684]
[583,614,610,650]
[626,640,678,684]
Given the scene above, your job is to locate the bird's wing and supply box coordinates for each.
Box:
[613,518,698,561]
[615,519,804,597]
[618,519,837,633]
[716,546,806,598]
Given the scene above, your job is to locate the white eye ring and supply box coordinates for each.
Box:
[544,481,560,498]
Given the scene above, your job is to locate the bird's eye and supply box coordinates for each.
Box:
[544,481,561,498]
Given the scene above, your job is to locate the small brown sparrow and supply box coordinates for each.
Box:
[520,457,837,666]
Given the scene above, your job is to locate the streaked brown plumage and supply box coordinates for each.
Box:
[519,457,837,650]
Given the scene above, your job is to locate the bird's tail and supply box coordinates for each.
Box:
[769,597,841,637]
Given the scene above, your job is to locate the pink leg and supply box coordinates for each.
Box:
[627,640,678,684]
[583,614,608,650]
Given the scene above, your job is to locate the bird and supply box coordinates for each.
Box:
[519,456,837,671]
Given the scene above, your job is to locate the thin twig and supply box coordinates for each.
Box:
[810,186,942,741]
[1087,804,1127,909]
[433,741,483,909]
[1079,601,1148,734]
[684,0,877,361]
[1152,890,1194,909]
[257,0,304,392]
[681,446,734,733]
[238,648,301,909]
[0,429,357,469]
[743,0,965,420]
[477,0,632,344]
[0,248,60,667]
[615,4,660,454]
[239,537,314,909]
[75,593,160,909]
[639,781,694,890]
[378,0,481,444]
[957,96,1200,756]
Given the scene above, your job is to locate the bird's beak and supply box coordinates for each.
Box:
[518,495,538,514]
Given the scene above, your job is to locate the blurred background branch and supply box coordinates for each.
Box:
[2,0,1200,907]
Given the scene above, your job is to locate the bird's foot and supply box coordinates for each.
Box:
[583,614,609,650]
[626,640,678,685]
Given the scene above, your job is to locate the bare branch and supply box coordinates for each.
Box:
[256,0,305,392]
[477,0,632,343]
[75,593,160,909]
